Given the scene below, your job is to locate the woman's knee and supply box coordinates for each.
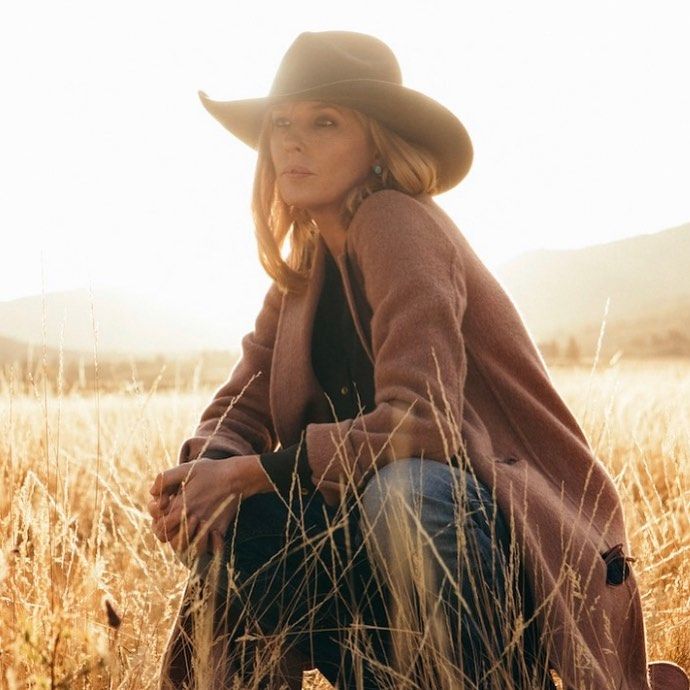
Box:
[358,459,509,579]
[358,458,460,567]
[360,458,456,517]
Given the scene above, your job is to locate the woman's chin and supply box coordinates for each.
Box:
[283,198,310,210]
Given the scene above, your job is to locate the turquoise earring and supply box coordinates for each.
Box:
[372,163,383,175]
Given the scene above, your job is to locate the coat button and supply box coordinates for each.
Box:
[340,384,349,395]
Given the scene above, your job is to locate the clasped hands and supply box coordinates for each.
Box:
[147,454,271,557]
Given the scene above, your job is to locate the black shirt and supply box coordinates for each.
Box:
[260,247,376,499]
[206,248,376,500]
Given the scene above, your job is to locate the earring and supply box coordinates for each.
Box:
[372,163,383,176]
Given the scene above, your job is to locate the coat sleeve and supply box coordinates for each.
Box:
[305,191,469,504]
[177,280,283,464]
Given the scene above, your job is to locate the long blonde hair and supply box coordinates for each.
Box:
[251,106,440,295]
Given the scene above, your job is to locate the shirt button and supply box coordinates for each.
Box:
[340,384,349,395]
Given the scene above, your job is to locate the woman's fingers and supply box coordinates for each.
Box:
[158,484,203,535]
[151,515,229,558]
[152,495,188,541]
[171,514,199,553]
[149,463,196,498]
[147,496,170,520]
[151,495,210,547]
[152,515,174,543]
[148,457,243,554]
[155,503,187,541]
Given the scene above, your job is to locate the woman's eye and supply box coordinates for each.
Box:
[272,117,290,128]
[315,118,335,127]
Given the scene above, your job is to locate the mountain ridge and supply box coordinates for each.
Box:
[1,221,689,359]
[495,221,690,345]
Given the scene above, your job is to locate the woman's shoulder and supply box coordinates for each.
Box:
[350,189,431,227]
[347,189,458,259]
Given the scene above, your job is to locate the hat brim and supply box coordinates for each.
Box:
[198,80,473,193]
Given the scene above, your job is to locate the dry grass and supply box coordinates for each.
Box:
[0,357,688,688]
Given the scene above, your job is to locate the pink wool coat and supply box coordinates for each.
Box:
[164,190,666,689]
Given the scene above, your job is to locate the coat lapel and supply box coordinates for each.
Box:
[334,238,375,366]
[270,233,375,448]
[270,237,324,448]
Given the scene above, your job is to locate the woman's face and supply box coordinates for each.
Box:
[268,100,377,222]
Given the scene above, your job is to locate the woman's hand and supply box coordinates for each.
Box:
[147,454,271,556]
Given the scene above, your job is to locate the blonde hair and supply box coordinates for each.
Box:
[251,106,440,295]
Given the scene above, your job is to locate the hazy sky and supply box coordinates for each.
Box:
[2,0,689,342]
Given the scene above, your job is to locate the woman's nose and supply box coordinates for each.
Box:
[281,125,305,151]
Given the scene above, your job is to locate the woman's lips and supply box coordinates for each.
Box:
[282,166,314,178]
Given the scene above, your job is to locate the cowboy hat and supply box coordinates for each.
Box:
[198,30,473,193]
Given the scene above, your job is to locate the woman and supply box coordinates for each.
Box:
[149,31,687,690]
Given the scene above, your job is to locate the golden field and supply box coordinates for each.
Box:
[0,357,688,689]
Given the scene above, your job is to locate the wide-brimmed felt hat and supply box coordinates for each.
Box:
[198,31,473,193]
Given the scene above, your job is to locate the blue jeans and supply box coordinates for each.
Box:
[200,458,552,689]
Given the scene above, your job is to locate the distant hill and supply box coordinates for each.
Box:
[0,331,239,393]
[0,288,232,357]
[495,222,690,357]
[0,292,242,391]
[0,332,85,364]
[2,222,689,363]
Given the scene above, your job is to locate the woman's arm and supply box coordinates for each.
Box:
[259,442,313,500]
[178,280,284,464]
[148,453,273,554]
[148,281,283,553]
[305,191,469,505]
[206,444,313,501]
[148,443,312,554]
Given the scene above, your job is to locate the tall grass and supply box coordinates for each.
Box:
[0,357,688,688]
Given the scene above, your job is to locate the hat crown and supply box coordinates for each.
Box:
[269,31,402,96]
[199,30,473,192]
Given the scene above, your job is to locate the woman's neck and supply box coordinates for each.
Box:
[311,208,348,259]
